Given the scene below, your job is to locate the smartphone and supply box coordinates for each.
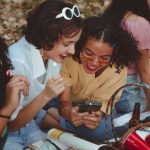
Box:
[79,100,102,113]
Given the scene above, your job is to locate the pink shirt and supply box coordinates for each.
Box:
[121,17,150,74]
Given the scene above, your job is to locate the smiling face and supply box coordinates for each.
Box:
[41,30,82,63]
[80,38,113,74]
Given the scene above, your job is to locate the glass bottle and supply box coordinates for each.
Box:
[128,103,141,128]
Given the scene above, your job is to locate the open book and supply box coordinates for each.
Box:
[47,128,114,150]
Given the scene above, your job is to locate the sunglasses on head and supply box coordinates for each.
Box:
[56,5,80,20]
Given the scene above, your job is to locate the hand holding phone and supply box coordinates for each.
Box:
[79,100,102,113]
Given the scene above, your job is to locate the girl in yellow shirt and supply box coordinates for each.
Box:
[58,16,141,140]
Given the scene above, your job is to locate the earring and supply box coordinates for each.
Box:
[80,52,83,57]
[40,50,44,58]
[6,70,15,77]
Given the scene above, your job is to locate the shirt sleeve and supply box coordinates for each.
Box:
[124,18,150,50]
[60,57,73,86]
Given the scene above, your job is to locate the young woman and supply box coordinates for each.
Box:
[0,37,29,148]
[3,0,82,150]
[58,16,141,140]
[102,0,150,113]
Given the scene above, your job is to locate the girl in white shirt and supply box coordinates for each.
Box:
[4,1,82,150]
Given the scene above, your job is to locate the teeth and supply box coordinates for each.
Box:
[87,64,96,70]
[61,54,67,57]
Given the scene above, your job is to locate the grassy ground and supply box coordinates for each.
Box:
[0,0,110,45]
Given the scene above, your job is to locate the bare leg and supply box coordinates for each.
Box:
[41,108,61,130]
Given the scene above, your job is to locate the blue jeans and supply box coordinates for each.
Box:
[3,109,47,150]
[115,74,147,114]
[44,97,59,110]
[60,112,127,141]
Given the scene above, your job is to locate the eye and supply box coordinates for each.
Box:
[100,56,111,61]
[84,49,93,56]
[63,43,70,47]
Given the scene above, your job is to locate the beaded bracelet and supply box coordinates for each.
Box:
[0,114,11,119]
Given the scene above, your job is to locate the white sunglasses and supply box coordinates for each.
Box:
[56,5,80,20]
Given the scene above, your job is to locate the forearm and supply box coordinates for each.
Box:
[8,90,52,131]
[0,106,14,135]
[59,100,72,120]
[136,50,150,109]
[138,69,150,109]
[59,86,72,120]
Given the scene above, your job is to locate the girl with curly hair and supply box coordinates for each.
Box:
[58,16,141,140]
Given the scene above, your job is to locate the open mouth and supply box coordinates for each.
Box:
[59,54,66,60]
[86,64,97,72]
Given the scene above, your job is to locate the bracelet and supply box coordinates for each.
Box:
[0,114,11,119]
[62,106,70,119]
[1,126,8,138]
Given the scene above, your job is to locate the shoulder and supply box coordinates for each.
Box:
[122,15,150,30]
[8,37,31,63]
[63,56,79,66]
[105,65,127,79]
[122,15,150,49]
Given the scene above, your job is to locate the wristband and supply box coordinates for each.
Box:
[0,114,11,119]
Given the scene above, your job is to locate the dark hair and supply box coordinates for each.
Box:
[0,37,13,108]
[74,16,141,73]
[102,0,150,25]
[24,0,82,50]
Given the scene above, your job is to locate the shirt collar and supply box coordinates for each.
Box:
[29,42,46,79]
[26,39,61,80]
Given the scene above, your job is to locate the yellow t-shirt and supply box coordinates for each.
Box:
[61,56,127,114]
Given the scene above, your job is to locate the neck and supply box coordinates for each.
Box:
[95,65,108,78]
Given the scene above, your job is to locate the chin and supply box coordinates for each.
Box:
[84,67,96,74]
[53,57,64,63]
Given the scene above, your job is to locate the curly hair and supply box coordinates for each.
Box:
[74,16,141,73]
[0,37,13,108]
[102,0,150,25]
[24,0,82,50]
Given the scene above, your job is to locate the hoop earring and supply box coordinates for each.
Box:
[6,69,15,77]
[80,52,83,57]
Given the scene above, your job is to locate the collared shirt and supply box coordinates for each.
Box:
[61,56,127,114]
[8,37,61,120]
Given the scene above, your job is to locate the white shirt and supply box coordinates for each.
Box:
[8,36,61,120]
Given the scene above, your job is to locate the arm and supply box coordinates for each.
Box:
[59,86,88,127]
[136,49,150,110]
[8,74,64,131]
[0,76,29,135]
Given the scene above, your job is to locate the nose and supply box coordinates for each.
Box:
[68,45,75,55]
[91,57,99,66]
